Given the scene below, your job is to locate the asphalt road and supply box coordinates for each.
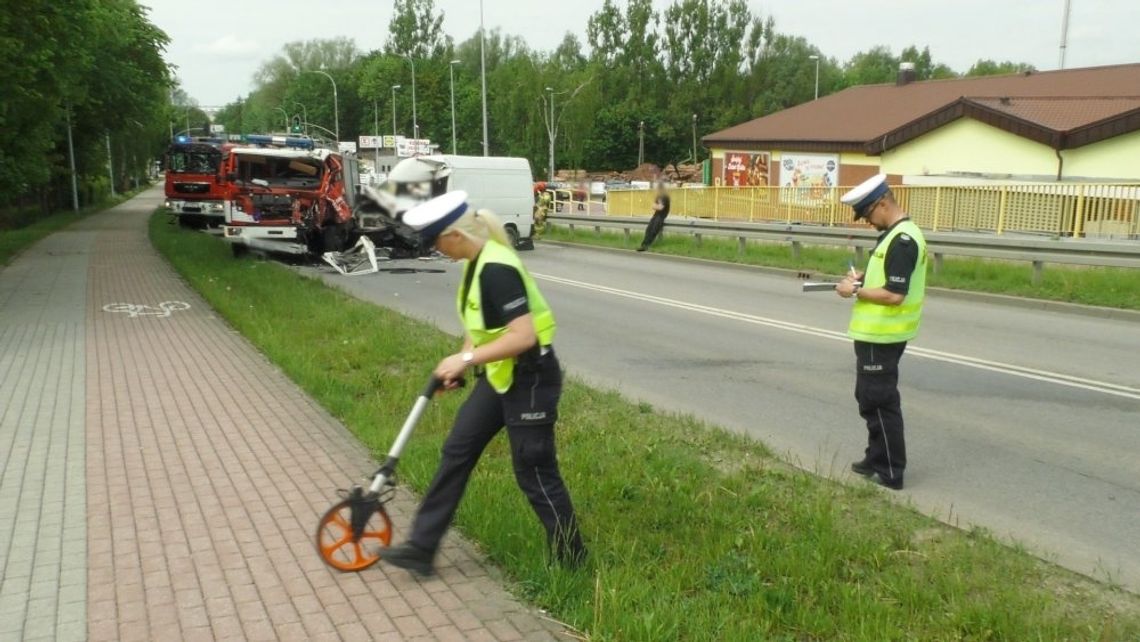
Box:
[303,243,1140,590]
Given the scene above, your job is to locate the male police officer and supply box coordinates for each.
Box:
[835,174,927,490]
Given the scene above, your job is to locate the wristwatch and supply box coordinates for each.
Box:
[461,351,475,367]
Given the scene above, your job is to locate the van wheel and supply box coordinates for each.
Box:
[505,225,520,248]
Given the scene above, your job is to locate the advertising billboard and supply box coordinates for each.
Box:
[779,153,839,202]
[722,151,770,187]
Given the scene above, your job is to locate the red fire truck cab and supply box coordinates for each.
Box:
[163,137,230,228]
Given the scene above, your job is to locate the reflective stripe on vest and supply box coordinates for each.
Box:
[848,219,927,344]
[458,240,557,393]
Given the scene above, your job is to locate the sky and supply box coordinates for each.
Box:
[142,0,1140,107]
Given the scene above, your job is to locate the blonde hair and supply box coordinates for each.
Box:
[442,207,511,248]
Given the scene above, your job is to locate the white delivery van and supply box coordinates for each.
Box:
[384,155,536,247]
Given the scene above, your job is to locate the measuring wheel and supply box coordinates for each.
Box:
[315,493,393,572]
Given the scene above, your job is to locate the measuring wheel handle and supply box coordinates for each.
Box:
[314,376,456,572]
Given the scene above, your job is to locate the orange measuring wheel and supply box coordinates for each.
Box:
[315,497,393,572]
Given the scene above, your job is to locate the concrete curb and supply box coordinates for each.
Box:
[539,239,1140,323]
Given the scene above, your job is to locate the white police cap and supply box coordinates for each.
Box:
[839,174,890,220]
[403,190,469,244]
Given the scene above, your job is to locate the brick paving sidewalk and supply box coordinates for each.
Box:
[0,189,570,641]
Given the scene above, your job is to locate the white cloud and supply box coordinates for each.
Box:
[193,34,261,58]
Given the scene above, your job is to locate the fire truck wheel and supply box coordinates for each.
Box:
[505,225,520,248]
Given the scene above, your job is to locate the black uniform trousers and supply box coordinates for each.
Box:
[639,212,668,249]
[408,353,586,563]
[853,340,907,481]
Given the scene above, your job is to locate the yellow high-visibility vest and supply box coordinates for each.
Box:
[458,240,556,392]
[848,219,927,344]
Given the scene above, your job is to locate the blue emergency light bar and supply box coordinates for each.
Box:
[244,134,315,150]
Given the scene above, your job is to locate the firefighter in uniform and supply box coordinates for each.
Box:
[835,174,928,490]
[381,191,586,575]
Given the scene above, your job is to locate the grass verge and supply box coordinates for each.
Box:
[544,225,1140,311]
[151,213,1140,641]
[0,186,151,266]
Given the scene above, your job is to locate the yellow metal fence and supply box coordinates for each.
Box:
[598,185,1140,237]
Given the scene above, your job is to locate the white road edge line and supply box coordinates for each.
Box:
[532,272,1140,402]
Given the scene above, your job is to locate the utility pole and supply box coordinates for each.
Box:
[66,106,79,211]
[810,55,821,100]
[391,85,401,144]
[638,121,645,167]
[106,132,115,197]
[1059,0,1073,69]
[691,113,698,166]
[480,0,489,156]
[373,98,380,177]
[546,87,555,182]
[404,56,418,141]
[449,60,460,155]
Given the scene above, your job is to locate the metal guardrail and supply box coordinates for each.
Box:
[548,213,1140,284]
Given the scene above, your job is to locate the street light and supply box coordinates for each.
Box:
[274,106,289,132]
[404,56,418,140]
[391,85,401,142]
[304,69,339,142]
[292,101,308,134]
[479,0,488,156]
[810,54,821,100]
[638,120,645,167]
[373,97,381,175]
[691,113,698,166]
[449,60,461,155]
[546,87,555,182]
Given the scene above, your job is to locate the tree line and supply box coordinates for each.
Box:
[0,0,177,214]
[215,0,1035,176]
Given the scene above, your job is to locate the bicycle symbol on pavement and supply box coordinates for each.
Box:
[102,301,191,318]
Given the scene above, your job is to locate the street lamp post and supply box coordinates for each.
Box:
[66,105,79,211]
[373,98,380,175]
[404,56,418,140]
[106,132,115,197]
[391,85,401,143]
[479,0,488,156]
[449,60,461,155]
[292,101,308,134]
[638,120,645,167]
[274,106,289,132]
[810,54,821,100]
[305,70,339,142]
[545,87,555,182]
[691,113,698,166]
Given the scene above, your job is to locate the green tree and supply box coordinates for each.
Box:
[843,45,899,86]
[966,59,1037,77]
[386,0,451,60]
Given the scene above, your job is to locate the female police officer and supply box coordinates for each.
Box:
[381,191,587,575]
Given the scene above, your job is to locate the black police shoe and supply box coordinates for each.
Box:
[381,543,435,576]
[870,473,904,491]
[850,459,874,477]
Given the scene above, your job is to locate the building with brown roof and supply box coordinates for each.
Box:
[702,63,1140,188]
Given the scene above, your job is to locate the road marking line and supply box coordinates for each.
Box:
[532,272,1140,401]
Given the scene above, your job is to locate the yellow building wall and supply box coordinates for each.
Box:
[1062,129,1140,180]
[881,118,1058,177]
[839,152,878,166]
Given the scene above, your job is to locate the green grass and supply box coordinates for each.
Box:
[151,212,1140,641]
[0,186,150,266]
[544,226,1140,311]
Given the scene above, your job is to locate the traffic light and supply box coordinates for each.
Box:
[291,124,303,133]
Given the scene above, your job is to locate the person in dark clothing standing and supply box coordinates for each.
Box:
[835,174,928,491]
[637,182,671,252]
[380,190,586,575]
